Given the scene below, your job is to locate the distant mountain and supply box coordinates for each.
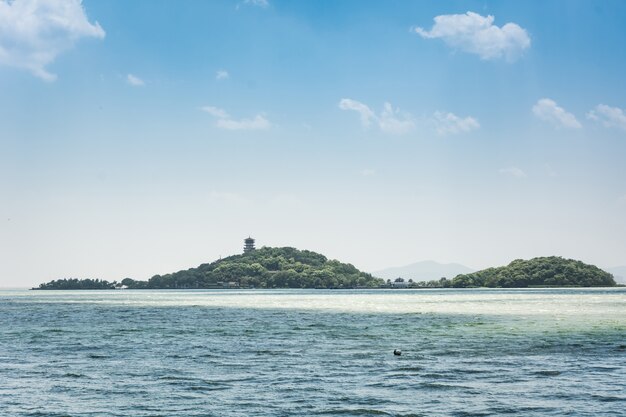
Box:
[372,260,474,281]
[606,266,626,284]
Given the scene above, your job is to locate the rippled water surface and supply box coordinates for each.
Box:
[1,288,625,416]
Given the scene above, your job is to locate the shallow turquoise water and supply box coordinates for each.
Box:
[1,289,624,416]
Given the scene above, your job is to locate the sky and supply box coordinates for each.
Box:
[1,0,626,287]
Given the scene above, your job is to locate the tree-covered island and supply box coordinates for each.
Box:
[35,246,384,290]
[35,278,116,290]
[451,256,616,288]
[34,249,616,290]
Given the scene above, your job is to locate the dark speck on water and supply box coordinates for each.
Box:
[0,288,625,416]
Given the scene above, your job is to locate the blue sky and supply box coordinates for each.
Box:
[1,0,626,287]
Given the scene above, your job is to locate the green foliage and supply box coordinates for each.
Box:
[37,254,615,290]
[128,247,383,289]
[405,277,453,288]
[36,278,116,290]
[451,257,616,288]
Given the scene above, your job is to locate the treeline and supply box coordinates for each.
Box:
[451,256,615,288]
[35,278,116,290]
[384,277,453,288]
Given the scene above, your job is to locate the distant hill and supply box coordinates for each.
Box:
[133,247,384,289]
[372,260,474,281]
[606,266,626,284]
[452,257,616,288]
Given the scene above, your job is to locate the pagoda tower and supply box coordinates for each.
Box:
[244,237,256,253]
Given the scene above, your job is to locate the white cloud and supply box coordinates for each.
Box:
[379,102,415,134]
[244,0,269,7]
[339,99,376,128]
[216,70,229,80]
[201,106,271,131]
[339,99,415,134]
[432,111,480,135]
[414,11,530,61]
[499,167,527,178]
[201,106,229,119]
[216,115,271,130]
[126,74,144,87]
[0,0,105,81]
[587,104,626,132]
[532,98,582,129]
[360,169,376,177]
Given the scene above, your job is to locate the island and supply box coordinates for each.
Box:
[34,241,617,290]
[35,278,117,290]
[451,256,616,288]
[35,246,384,290]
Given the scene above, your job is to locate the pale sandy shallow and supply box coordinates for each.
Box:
[5,288,625,326]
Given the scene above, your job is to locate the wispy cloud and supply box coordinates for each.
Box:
[201,106,271,131]
[414,11,530,61]
[499,167,527,178]
[216,70,229,80]
[0,0,105,81]
[532,98,582,129]
[587,104,626,132]
[432,111,480,135]
[216,116,271,130]
[339,99,415,134]
[126,74,145,87]
[379,103,415,134]
[360,169,376,177]
[338,99,376,127]
[202,106,229,119]
[244,0,269,8]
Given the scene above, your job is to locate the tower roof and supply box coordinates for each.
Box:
[244,236,256,253]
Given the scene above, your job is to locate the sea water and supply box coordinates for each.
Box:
[0,288,624,416]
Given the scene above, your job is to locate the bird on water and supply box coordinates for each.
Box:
[393,349,402,356]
